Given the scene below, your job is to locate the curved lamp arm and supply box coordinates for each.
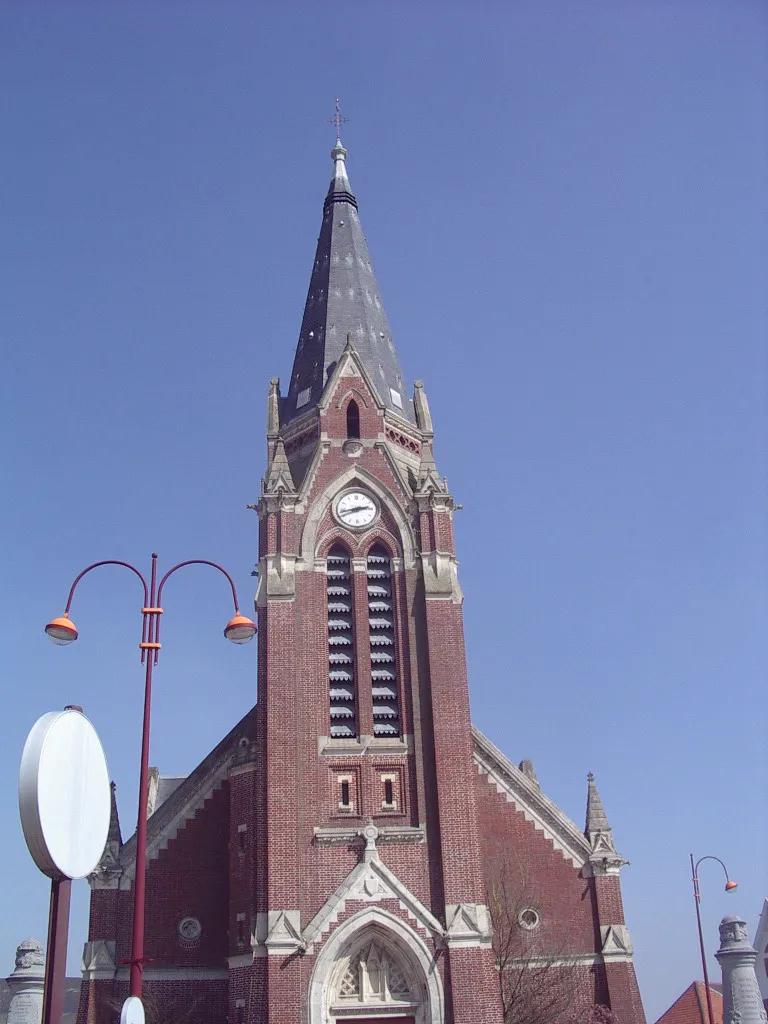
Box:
[693,855,738,898]
[46,561,150,646]
[155,559,255,651]
[63,560,149,613]
[157,559,241,612]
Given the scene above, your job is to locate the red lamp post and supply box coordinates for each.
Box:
[690,854,738,1024]
[45,553,256,999]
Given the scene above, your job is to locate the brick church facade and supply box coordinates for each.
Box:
[78,136,646,1024]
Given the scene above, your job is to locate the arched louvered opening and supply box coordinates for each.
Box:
[366,544,400,737]
[327,544,356,738]
[346,400,361,439]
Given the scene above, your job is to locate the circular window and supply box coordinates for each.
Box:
[178,917,202,947]
[518,908,540,930]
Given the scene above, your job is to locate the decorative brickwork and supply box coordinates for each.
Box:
[78,137,645,1024]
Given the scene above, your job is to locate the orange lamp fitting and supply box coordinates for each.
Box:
[224,614,257,645]
[45,616,79,646]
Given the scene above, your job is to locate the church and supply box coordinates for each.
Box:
[77,134,646,1024]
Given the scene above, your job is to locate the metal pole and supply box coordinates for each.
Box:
[48,552,251,1002]
[129,554,158,998]
[691,853,717,1024]
[41,877,71,1024]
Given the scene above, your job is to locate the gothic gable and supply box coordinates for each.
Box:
[473,727,591,869]
[118,708,256,884]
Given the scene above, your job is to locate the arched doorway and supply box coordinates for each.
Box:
[308,908,443,1024]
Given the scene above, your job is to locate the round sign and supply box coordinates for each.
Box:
[19,709,111,880]
[120,997,145,1024]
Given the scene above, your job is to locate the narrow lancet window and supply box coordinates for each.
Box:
[367,545,400,737]
[327,545,356,737]
[346,400,360,439]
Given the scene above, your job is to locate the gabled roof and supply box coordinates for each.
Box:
[472,727,592,868]
[282,137,415,426]
[118,706,256,884]
[654,982,723,1024]
[112,713,603,889]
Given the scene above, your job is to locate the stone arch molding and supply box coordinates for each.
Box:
[308,907,444,1024]
[300,466,418,568]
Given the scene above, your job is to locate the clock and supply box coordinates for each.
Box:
[336,491,378,529]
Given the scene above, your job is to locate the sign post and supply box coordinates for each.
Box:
[19,706,112,1024]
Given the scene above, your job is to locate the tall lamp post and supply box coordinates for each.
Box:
[45,553,256,1000]
[690,854,738,1024]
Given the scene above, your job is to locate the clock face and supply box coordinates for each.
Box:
[336,491,377,528]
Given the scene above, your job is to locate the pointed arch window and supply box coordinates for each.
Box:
[367,545,400,737]
[346,399,360,439]
[327,545,356,737]
[333,940,414,1009]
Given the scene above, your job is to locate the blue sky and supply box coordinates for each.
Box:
[1,3,766,1020]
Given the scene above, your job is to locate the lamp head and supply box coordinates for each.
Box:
[45,616,78,646]
[224,614,257,645]
[725,879,738,892]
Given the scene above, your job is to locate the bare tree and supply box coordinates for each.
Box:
[486,855,586,1024]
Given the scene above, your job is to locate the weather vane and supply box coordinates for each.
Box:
[329,98,348,139]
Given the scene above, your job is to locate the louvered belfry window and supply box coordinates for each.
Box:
[367,545,400,737]
[327,545,356,737]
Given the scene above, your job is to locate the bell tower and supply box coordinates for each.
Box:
[239,133,505,1024]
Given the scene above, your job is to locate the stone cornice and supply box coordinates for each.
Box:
[313,824,425,846]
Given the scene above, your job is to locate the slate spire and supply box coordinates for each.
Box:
[585,772,611,835]
[282,136,415,426]
[584,772,627,871]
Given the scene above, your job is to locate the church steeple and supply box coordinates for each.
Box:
[282,135,415,426]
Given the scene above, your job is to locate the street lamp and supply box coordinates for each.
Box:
[45,553,256,999]
[690,854,738,1024]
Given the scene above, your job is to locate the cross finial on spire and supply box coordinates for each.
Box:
[329,97,348,140]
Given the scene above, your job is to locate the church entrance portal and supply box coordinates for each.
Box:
[309,908,444,1024]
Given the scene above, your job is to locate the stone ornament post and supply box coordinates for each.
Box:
[716,915,768,1024]
[7,938,46,1024]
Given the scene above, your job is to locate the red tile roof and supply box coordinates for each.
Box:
[655,983,723,1024]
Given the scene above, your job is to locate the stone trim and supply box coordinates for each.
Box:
[307,906,445,1024]
[81,941,116,981]
[301,853,443,951]
[502,951,632,968]
[113,967,229,981]
[227,954,253,969]
[444,903,493,949]
[473,728,590,869]
[600,924,634,960]
[298,466,418,568]
[318,733,412,757]
[314,824,425,846]
[251,910,304,956]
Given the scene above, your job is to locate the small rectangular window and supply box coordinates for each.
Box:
[340,780,350,807]
[384,779,394,806]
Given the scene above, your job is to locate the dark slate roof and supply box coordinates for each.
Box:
[282,138,415,426]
